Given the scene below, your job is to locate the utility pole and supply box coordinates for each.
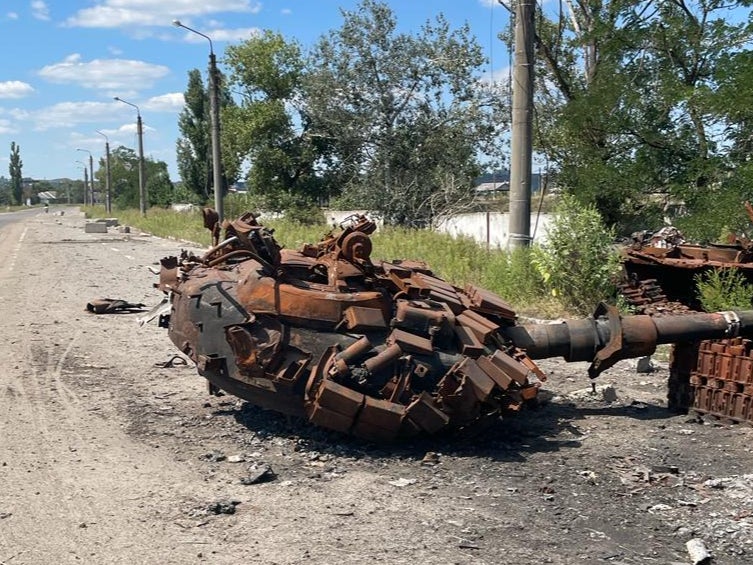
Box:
[76,148,95,206]
[83,167,89,205]
[508,0,535,249]
[114,97,147,216]
[173,20,224,223]
[97,130,112,214]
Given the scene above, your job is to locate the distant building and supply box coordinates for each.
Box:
[473,170,547,197]
[474,181,509,196]
[228,181,247,193]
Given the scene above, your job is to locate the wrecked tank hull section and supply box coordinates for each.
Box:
[621,216,753,424]
[154,210,753,441]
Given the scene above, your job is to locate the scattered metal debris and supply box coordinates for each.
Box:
[86,298,146,314]
[154,354,189,368]
[206,499,240,515]
[240,463,276,485]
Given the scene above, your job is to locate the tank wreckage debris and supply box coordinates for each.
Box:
[621,209,753,425]
[148,210,753,441]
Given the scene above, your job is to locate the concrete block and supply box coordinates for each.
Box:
[84,222,108,233]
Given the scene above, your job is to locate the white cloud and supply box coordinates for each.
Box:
[38,54,170,92]
[0,118,17,134]
[65,1,262,28]
[0,81,35,99]
[176,26,260,44]
[144,92,185,112]
[479,66,512,86]
[31,1,50,21]
[31,101,124,130]
[281,8,291,15]
[6,12,19,20]
[114,121,154,136]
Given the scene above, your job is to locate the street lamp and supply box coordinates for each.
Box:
[114,96,147,216]
[173,19,224,223]
[75,160,89,206]
[76,148,94,206]
[96,130,112,214]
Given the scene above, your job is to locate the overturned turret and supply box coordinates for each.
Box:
[150,210,753,441]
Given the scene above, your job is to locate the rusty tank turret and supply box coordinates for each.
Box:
[149,210,753,441]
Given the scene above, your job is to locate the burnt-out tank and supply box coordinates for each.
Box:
[149,210,753,441]
[619,206,753,424]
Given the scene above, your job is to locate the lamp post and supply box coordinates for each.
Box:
[75,160,88,205]
[172,19,224,223]
[76,148,94,206]
[114,97,147,216]
[96,130,112,214]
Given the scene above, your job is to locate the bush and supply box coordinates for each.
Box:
[531,194,622,315]
[695,268,753,312]
[480,247,544,306]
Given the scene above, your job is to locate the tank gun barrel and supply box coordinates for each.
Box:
[503,304,753,378]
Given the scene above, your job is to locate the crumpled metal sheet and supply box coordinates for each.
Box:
[86,298,146,314]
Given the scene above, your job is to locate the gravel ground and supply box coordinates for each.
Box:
[1,207,752,565]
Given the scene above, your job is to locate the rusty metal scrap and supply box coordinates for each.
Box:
[86,298,146,314]
[621,211,753,426]
[153,211,753,441]
[685,338,753,423]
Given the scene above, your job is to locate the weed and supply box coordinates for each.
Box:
[695,268,753,312]
[531,194,622,316]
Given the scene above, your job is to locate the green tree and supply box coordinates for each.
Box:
[513,1,753,233]
[107,146,174,210]
[176,65,238,205]
[0,176,11,206]
[223,30,327,216]
[176,69,211,203]
[532,194,621,315]
[9,142,22,205]
[306,0,506,226]
[145,161,175,207]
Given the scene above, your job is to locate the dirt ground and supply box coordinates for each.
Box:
[2,207,753,565]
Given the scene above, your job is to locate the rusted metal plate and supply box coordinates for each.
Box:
[405,392,450,434]
[475,355,512,390]
[343,306,388,331]
[453,324,485,357]
[387,328,433,355]
[315,378,365,417]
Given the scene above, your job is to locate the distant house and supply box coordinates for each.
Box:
[38,191,57,204]
[473,170,546,197]
[228,181,247,193]
[474,181,509,196]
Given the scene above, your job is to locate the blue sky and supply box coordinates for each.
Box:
[0,1,512,183]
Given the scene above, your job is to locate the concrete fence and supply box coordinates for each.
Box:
[326,210,553,249]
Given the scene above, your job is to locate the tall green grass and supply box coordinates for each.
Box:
[84,205,567,317]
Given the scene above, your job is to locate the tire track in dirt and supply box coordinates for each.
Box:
[0,211,238,564]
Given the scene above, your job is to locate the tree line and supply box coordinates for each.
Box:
[6,0,753,241]
[178,0,753,238]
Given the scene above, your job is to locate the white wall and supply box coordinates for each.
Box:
[327,210,552,249]
[434,212,553,248]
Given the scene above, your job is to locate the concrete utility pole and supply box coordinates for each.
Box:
[97,130,112,214]
[82,166,89,205]
[114,97,147,216]
[76,148,94,205]
[173,20,224,223]
[508,0,535,249]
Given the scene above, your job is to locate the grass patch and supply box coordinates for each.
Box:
[88,205,572,318]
